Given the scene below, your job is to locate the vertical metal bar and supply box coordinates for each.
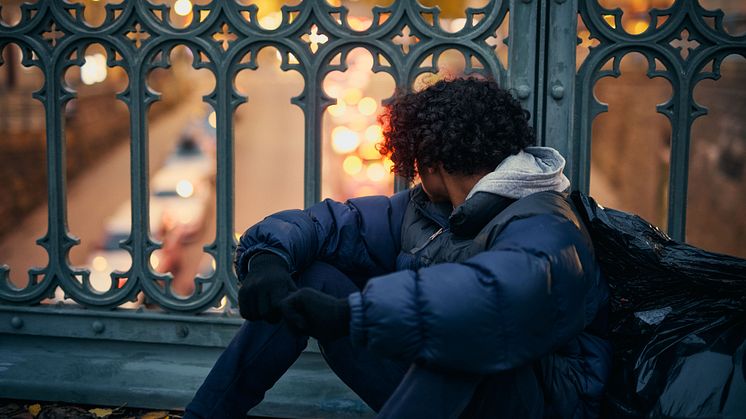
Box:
[128,58,151,293]
[394,176,409,193]
[42,49,74,296]
[667,83,691,242]
[573,69,596,195]
[303,69,323,208]
[128,0,156,293]
[508,0,540,129]
[543,0,578,180]
[214,67,237,305]
[394,74,412,193]
[394,61,411,193]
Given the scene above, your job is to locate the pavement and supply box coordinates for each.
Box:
[0,400,182,419]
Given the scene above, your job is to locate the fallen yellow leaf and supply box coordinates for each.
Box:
[89,408,114,417]
[141,411,169,419]
[28,404,42,417]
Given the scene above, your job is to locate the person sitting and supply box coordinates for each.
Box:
[185,77,611,418]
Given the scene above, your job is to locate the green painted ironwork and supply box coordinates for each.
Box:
[573,0,746,241]
[0,0,516,313]
[1,0,744,412]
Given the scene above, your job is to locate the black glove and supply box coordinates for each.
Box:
[280,288,351,342]
[238,252,297,323]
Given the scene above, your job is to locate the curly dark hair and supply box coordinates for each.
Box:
[378,77,535,179]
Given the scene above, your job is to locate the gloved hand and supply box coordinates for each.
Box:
[280,288,351,342]
[238,252,297,323]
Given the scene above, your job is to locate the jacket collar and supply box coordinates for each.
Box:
[409,185,451,229]
[409,185,516,236]
[449,192,516,238]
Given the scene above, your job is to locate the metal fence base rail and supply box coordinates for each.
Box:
[0,306,373,418]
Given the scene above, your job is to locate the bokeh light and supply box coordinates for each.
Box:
[365,124,382,142]
[343,155,363,175]
[150,252,160,270]
[359,141,380,160]
[343,88,362,105]
[174,0,193,17]
[208,110,216,128]
[176,180,194,198]
[331,126,360,154]
[92,255,108,272]
[81,54,107,85]
[328,101,347,118]
[366,162,386,182]
[358,97,377,116]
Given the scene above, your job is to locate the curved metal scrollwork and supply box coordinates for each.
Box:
[0,0,511,313]
[574,0,746,241]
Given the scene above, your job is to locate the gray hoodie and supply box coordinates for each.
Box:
[465,146,571,200]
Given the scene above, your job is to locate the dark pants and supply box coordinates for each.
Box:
[184,262,544,419]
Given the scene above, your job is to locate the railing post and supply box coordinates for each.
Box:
[542,0,578,185]
[508,0,540,131]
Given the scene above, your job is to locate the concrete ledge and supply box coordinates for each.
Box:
[0,333,374,418]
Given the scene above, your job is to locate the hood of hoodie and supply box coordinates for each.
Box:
[465,146,571,200]
[447,147,570,237]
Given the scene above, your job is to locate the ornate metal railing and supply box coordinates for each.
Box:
[574,0,745,241]
[0,0,743,412]
[0,0,523,314]
[0,0,529,411]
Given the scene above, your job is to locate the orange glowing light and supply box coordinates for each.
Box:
[359,141,381,160]
[603,15,616,29]
[328,100,347,118]
[356,185,378,196]
[343,88,363,105]
[365,125,383,142]
[343,155,363,175]
[629,19,648,35]
[358,97,378,116]
[383,157,394,173]
[366,162,386,182]
[260,12,282,30]
[347,17,370,32]
[350,116,368,132]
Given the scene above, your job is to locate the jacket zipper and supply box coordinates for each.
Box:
[409,227,446,254]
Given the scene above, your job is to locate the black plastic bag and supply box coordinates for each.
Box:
[569,192,746,418]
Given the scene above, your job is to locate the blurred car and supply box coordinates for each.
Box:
[163,132,216,183]
[151,164,212,243]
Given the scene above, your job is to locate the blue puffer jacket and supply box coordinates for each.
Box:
[237,186,612,417]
